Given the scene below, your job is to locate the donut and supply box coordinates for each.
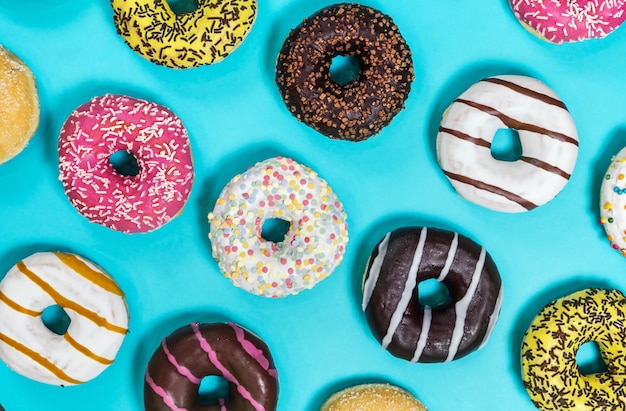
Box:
[509,0,626,44]
[144,322,278,411]
[275,4,414,141]
[436,75,578,213]
[0,45,39,164]
[0,252,129,386]
[111,0,257,68]
[58,94,194,234]
[521,288,626,410]
[208,156,348,298]
[362,227,503,363]
[599,146,626,256]
[321,383,427,411]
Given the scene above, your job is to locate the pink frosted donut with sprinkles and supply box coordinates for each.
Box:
[144,322,278,411]
[509,0,626,43]
[58,94,194,233]
[208,156,349,298]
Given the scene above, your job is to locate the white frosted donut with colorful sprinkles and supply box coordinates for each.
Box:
[58,94,194,233]
[0,252,129,386]
[600,146,626,255]
[208,156,349,298]
[509,0,626,44]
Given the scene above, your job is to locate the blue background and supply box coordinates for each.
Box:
[1,0,626,410]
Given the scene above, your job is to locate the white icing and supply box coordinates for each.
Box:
[381,228,427,349]
[600,146,626,255]
[436,75,578,213]
[0,252,128,386]
[410,306,431,363]
[445,247,486,362]
[437,232,458,281]
[362,232,391,311]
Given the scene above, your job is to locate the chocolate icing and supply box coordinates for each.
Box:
[275,3,414,141]
[362,227,503,363]
[144,322,279,411]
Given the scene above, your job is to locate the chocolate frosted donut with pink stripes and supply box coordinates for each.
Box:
[144,322,278,411]
[437,75,578,213]
[362,227,503,363]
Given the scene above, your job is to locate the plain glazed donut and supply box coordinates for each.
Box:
[208,156,349,298]
[509,0,626,44]
[58,94,194,233]
[111,0,257,68]
[600,146,626,256]
[275,3,414,141]
[144,322,278,411]
[437,75,578,213]
[521,288,626,410]
[0,45,39,164]
[0,252,129,386]
[362,227,503,363]
[321,383,427,411]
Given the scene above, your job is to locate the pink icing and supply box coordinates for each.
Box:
[161,339,202,385]
[145,371,189,411]
[58,94,194,233]
[228,322,278,379]
[190,323,266,411]
[510,0,626,43]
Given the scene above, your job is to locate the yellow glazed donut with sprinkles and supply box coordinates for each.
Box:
[111,0,257,68]
[208,156,349,298]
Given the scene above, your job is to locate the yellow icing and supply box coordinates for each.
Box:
[111,0,257,68]
[521,288,626,410]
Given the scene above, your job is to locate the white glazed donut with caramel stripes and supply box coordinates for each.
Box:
[437,75,578,212]
[0,252,129,385]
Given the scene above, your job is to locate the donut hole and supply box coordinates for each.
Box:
[576,341,608,375]
[109,150,140,177]
[167,0,198,15]
[261,218,291,243]
[329,55,362,85]
[491,128,522,162]
[198,375,229,405]
[41,305,71,335]
[417,279,451,308]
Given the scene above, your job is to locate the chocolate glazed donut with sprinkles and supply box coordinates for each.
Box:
[362,227,503,363]
[144,322,279,411]
[275,3,414,141]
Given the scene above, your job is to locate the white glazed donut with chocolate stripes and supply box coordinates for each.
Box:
[437,75,578,212]
[0,252,129,385]
[362,227,503,363]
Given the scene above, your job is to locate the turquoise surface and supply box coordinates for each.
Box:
[1,1,626,410]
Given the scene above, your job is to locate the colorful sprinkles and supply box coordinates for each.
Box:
[208,156,349,298]
[600,149,626,256]
[510,0,626,44]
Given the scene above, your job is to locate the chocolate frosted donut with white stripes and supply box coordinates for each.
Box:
[0,252,129,385]
[145,322,278,411]
[437,75,578,212]
[362,227,503,363]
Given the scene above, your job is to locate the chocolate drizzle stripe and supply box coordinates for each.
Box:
[456,98,578,147]
[439,127,490,148]
[0,332,84,385]
[16,262,127,335]
[520,156,571,179]
[64,333,114,365]
[0,291,40,316]
[445,247,486,362]
[478,286,504,350]
[54,252,124,296]
[362,232,391,310]
[436,233,458,281]
[482,77,567,110]
[381,227,427,349]
[410,306,431,363]
[443,170,538,210]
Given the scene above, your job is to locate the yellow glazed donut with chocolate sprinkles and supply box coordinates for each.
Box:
[111,0,257,68]
[0,252,129,386]
[521,288,626,411]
